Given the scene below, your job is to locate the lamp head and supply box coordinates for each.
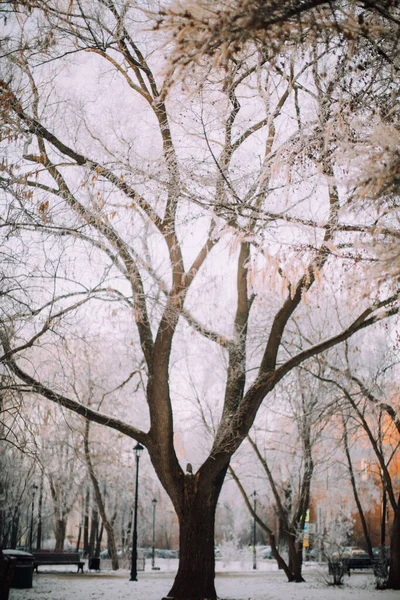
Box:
[133,442,144,457]
[152,498,157,505]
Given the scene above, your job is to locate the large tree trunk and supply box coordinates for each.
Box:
[166,469,226,600]
[55,518,66,551]
[387,506,400,590]
[167,496,216,600]
[287,533,304,583]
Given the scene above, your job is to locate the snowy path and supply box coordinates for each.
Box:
[8,563,400,600]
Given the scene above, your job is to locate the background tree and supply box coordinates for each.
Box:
[83,419,119,569]
[229,371,334,582]
[312,353,400,588]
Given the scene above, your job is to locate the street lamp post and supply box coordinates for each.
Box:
[130,442,144,582]
[252,490,257,570]
[29,485,38,551]
[151,498,158,570]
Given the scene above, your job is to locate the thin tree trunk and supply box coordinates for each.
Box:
[293,410,313,580]
[246,437,306,581]
[381,486,387,548]
[95,522,103,557]
[0,510,5,548]
[10,512,19,549]
[83,487,90,558]
[267,532,294,579]
[55,519,66,551]
[343,419,374,559]
[121,507,126,552]
[229,465,295,581]
[76,523,82,553]
[84,420,119,570]
[89,506,98,557]
[36,472,44,551]
[336,383,400,589]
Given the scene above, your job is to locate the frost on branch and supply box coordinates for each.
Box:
[157,0,399,89]
[340,121,400,286]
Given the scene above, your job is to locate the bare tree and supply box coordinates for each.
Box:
[1,3,399,598]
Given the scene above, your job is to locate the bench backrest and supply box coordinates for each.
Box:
[33,552,81,563]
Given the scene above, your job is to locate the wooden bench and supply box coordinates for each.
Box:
[347,556,373,570]
[32,551,84,573]
[335,556,373,576]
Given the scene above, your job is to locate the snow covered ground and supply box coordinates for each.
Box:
[9,560,399,600]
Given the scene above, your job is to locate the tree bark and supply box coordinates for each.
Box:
[381,486,387,548]
[268,532,294,580]
[287,534,305,583]
[76,523,82,553]
[84,420,119,569]
[342,420,374,559]
[166,470,226,600]
[55,518,66,551]
[89,506,98,557]
[36,473,44,551]
[387,505,400,590]
[95,522,103,558]
[10,511,19,549]
[83,487,90,558]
